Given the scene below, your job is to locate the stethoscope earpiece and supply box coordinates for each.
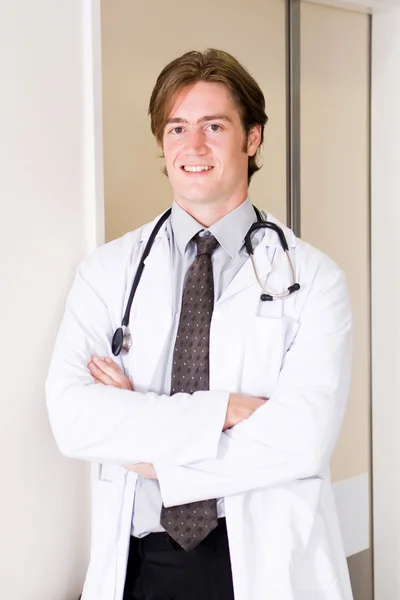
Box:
[288,283,301,293]
[246,208,301,302]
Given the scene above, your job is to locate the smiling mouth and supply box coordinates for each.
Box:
[181,165,214,173]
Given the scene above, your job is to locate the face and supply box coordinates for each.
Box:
[162,81,261,213]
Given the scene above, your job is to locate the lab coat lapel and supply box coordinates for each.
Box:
[128,229,173,391]
[218,231,273,305]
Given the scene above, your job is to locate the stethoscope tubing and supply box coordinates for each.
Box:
[121,208,172,328]
[112,205,300,355]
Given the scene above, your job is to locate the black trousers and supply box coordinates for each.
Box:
[123,518,235,600]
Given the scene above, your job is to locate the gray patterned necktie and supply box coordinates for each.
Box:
[160,232,219,551]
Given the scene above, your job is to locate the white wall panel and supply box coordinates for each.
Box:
[371,13,400,600]
[0,1,94,597]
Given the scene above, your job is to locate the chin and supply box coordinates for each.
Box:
[174,185,210,203]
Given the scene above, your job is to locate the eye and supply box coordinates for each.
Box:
[207,124,222,132]
[170,126,184,135]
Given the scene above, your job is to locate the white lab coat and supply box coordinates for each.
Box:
[46,210,353,600]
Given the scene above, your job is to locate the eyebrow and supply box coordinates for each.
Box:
[166,115,233,125]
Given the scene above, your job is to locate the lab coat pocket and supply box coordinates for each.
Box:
[241,316,287,397]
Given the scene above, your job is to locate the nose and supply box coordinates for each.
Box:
[184,128,208,155]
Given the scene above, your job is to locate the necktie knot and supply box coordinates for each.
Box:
[195,232,219,256]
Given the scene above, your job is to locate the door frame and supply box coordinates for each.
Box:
[84,0,105,252]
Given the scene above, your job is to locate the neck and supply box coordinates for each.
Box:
[174,195,248,227]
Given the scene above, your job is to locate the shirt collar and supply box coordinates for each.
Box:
[171,202,204,256]
[171,198,258,258]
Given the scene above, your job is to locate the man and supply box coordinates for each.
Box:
[46,49,353,600]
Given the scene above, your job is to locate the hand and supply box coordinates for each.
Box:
[126,463,157,479]
[223,394,268,430]
[87,357,155,478]
[87,355,133,391]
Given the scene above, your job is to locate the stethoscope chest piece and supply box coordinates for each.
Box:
[112,325,132,356]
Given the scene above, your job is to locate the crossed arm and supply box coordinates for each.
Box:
[46,252,352,504]
[87,355,267,479]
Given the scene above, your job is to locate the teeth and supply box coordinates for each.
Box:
[183,165,212,172]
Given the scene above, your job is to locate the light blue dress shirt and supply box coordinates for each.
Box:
[132,198,263,537]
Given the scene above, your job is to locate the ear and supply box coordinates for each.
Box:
[247,124,262,157]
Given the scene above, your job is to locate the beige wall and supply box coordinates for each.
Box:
[300,2,370,483]
[300,8,371,592]
[101,0,287,242]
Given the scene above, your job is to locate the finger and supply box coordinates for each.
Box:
[92,355,129,387]
[89,357,133,390]
[104,356,126,376]
[104,356,118,367]
[88,361,115,386]
[92,355,122,378]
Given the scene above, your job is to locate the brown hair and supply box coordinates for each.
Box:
[148,49,268,183]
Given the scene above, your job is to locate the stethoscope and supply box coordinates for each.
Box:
[112,206,300,356]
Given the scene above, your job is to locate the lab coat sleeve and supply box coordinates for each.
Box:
[154,259,352,507]
[45,248,229,466]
